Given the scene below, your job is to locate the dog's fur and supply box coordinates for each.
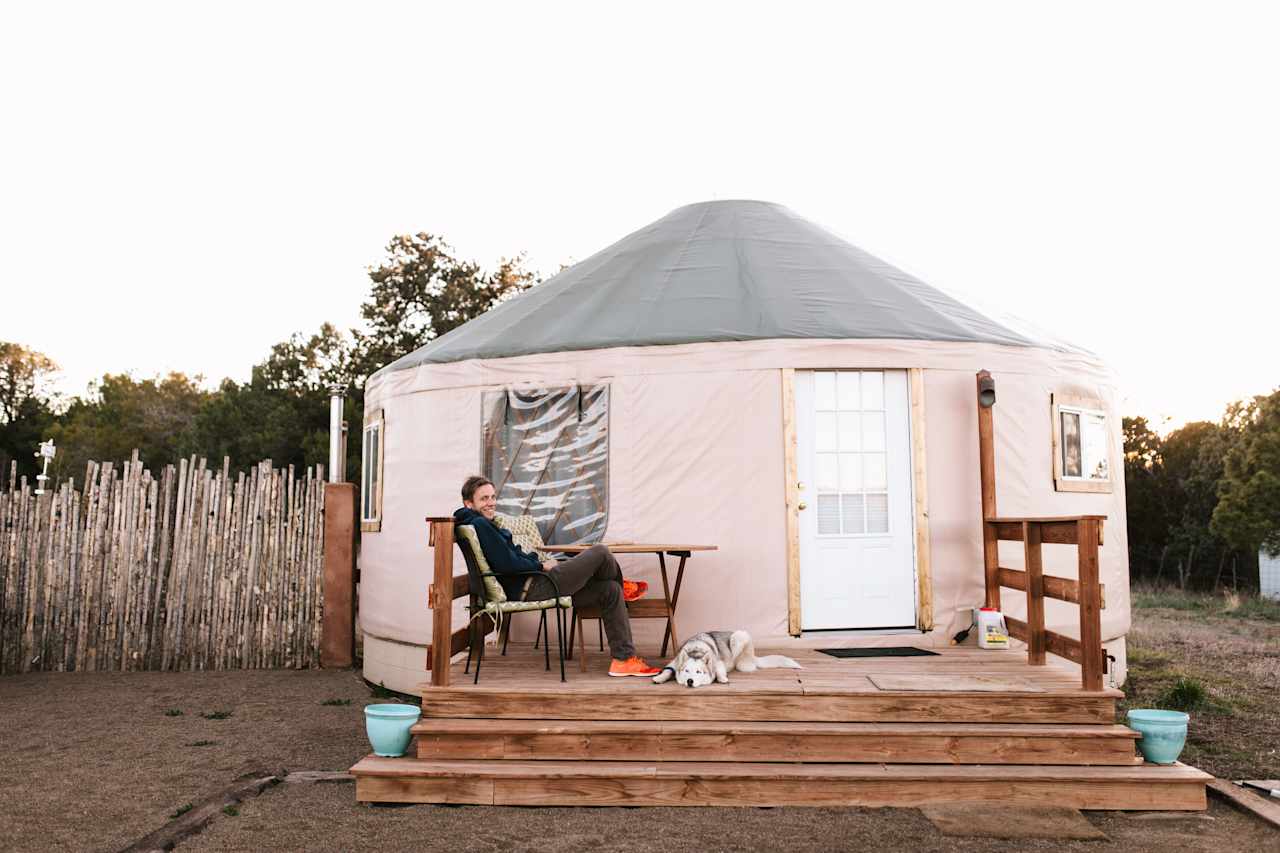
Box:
[652,630,801,687]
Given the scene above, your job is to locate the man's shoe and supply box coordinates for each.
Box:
[608,656,662,677]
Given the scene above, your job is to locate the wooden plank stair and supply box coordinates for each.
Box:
[412,719,1144,765]
[352,756,1211,809]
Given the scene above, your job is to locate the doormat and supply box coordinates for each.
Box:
[817,646,939,658]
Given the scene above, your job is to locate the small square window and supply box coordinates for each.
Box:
[1051,394,1112,493]
[360,410,384,531]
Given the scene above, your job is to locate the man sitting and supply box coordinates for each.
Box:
[453,475,661,677]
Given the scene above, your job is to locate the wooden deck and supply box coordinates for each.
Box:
[352,644,1211,809]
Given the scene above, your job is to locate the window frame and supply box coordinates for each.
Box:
[1050,393,1112,494]
[360,408,385,532]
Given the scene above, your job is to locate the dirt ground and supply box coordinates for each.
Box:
[2,611,1277,852]
[1123,591,1280,781]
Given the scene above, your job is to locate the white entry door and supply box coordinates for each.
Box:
[797,370,917,630]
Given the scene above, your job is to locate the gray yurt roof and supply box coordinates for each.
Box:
[376,200,1043,377]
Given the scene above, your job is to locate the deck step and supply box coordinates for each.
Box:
[352,756,1210,810]
[412,719,1142,765]
[420,686,1117,724]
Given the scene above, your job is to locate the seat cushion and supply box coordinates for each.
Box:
[493,513,549,561]
[484,596,573,614]
[455,525,507,603]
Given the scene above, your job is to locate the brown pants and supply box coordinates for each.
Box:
[524,544,634,661]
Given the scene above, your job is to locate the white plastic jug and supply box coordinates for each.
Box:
[977,607,1009,649]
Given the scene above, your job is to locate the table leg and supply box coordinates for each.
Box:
[658,553,677,658]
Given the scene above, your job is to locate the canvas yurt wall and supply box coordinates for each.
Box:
[359,339,1129,694]
[356,201,1130,695]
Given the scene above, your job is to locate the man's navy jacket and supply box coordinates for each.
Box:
[453,506,542,599]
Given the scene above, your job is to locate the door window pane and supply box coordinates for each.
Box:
[842,494,866,534]
[862,412,885,451]
[838,412,860,451]
[816,412,838,451]
[861,371,884,410]
[816,453,839,491]
[837,372,860,410]
[866,493,889,533]
[839,453,862,492]
[815,372,836,411]
[817,494,841,535]
[863,453,887,490]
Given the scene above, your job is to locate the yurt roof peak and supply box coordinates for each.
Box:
[375,200,1050,376]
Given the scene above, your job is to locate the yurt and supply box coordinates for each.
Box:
[357,200,1130,695]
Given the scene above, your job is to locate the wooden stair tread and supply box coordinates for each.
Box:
[352,755,1210,783]
[412,719,1139,738]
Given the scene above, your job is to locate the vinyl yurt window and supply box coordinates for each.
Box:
[360,409,384,531]
[481,384,609,544]
[1051,394,1112,493]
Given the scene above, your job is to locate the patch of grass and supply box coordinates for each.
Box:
[221,805,239,817]
[185,740,216,747]
[163,708,183,717]
[1132,584,1280,621]
[368,680,396,699]
[320,698,351,706]
[201,710,233,720]
[1160,676,1208,711]
[171,803,193,819]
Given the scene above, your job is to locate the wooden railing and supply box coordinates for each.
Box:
[982,515,1107,691]
[423,516,492,687]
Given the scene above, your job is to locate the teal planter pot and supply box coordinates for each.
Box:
[364,704,421,757]
[1127,709,1190,765]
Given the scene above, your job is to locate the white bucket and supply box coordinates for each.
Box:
[977,607,1009,649]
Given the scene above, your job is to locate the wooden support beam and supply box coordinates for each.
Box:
[997,568,1107,610]
[1077,518,1104,692]
[909,368,933,631]
[428,573,470,603]
[989,519,1106,547]
[427,518,456,687]
[1023,522,1045,666]
[976,372,999,609]
[781,368,801,636]
[427,614,494,669]
[1005,617,1084,665]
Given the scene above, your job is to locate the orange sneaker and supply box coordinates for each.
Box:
[608,656,662,677]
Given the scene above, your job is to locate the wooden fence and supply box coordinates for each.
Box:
[0,453,326,674]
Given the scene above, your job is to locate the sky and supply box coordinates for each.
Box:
[1,2,1276,432]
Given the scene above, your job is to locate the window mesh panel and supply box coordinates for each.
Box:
[817,494,842,535]
[842,493,866,534]
[481,384,609,544]
[866,493,889,533]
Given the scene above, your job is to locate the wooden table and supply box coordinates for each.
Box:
[542,543,717,659]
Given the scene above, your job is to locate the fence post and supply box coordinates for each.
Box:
[321,483,356,667]
[1077,518,1104,691]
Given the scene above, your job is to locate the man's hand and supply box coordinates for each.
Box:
[541,559,557,572]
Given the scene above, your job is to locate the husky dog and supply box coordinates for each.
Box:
[652,630,801,688]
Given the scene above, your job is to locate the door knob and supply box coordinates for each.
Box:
[796,481,805,491]
[797,501,807,511]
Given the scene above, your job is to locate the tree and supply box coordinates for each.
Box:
[50,373,208,482]
[351,233,536,383]
[1214,389,1280,557]
[0,342,60,480]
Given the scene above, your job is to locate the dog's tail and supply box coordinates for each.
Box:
[754,654,802,670]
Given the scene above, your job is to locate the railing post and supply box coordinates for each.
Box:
[427,518,455,687]
[1022,521,1045,666]
[976,371,999,608]
[1077,518,1104,691]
